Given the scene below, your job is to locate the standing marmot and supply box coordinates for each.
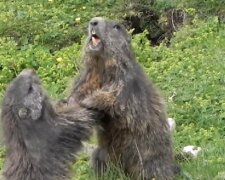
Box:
[68,17,179,180]
[1,69,100,180]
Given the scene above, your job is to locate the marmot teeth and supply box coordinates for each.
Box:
[91,30,96,35]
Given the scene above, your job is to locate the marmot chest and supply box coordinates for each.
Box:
[81,70,102,95]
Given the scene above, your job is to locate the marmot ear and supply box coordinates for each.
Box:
[18,107,29,119]
[127,36,131,44]
[119,23,132,44]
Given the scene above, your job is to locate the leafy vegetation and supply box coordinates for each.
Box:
[0,0,225,179]
[133,17,225,179]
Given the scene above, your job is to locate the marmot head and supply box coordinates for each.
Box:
[85,17,132,60]
[2,69,48,123]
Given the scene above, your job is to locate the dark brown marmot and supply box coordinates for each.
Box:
[1,69,100,180]
[68,17,179,180]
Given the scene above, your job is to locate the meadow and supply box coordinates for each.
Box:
[0,0,225,179]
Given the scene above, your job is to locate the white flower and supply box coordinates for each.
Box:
[182,145,202,158]
[75,17,81,23]
[167,117,176,132]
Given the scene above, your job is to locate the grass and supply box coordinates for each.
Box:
[0,0,225,179]
[71,18,225,179]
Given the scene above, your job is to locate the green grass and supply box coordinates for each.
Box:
[0,0,225,179]
[72,18,225,179]
[71,154,130,180]
[137,17,225,179]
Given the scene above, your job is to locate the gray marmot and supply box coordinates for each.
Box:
[1,69,100,180]
[68,17,179,180]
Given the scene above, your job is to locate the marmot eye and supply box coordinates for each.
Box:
[113,24,121,30]
[18,107,29,119]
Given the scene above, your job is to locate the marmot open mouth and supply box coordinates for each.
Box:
[91,29,101,47]
[87,29,103,53]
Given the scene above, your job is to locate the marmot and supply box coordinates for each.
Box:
[1,69,100,180]
[68,17,179,180]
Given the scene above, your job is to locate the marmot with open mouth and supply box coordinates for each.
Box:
[67,17,180,180]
